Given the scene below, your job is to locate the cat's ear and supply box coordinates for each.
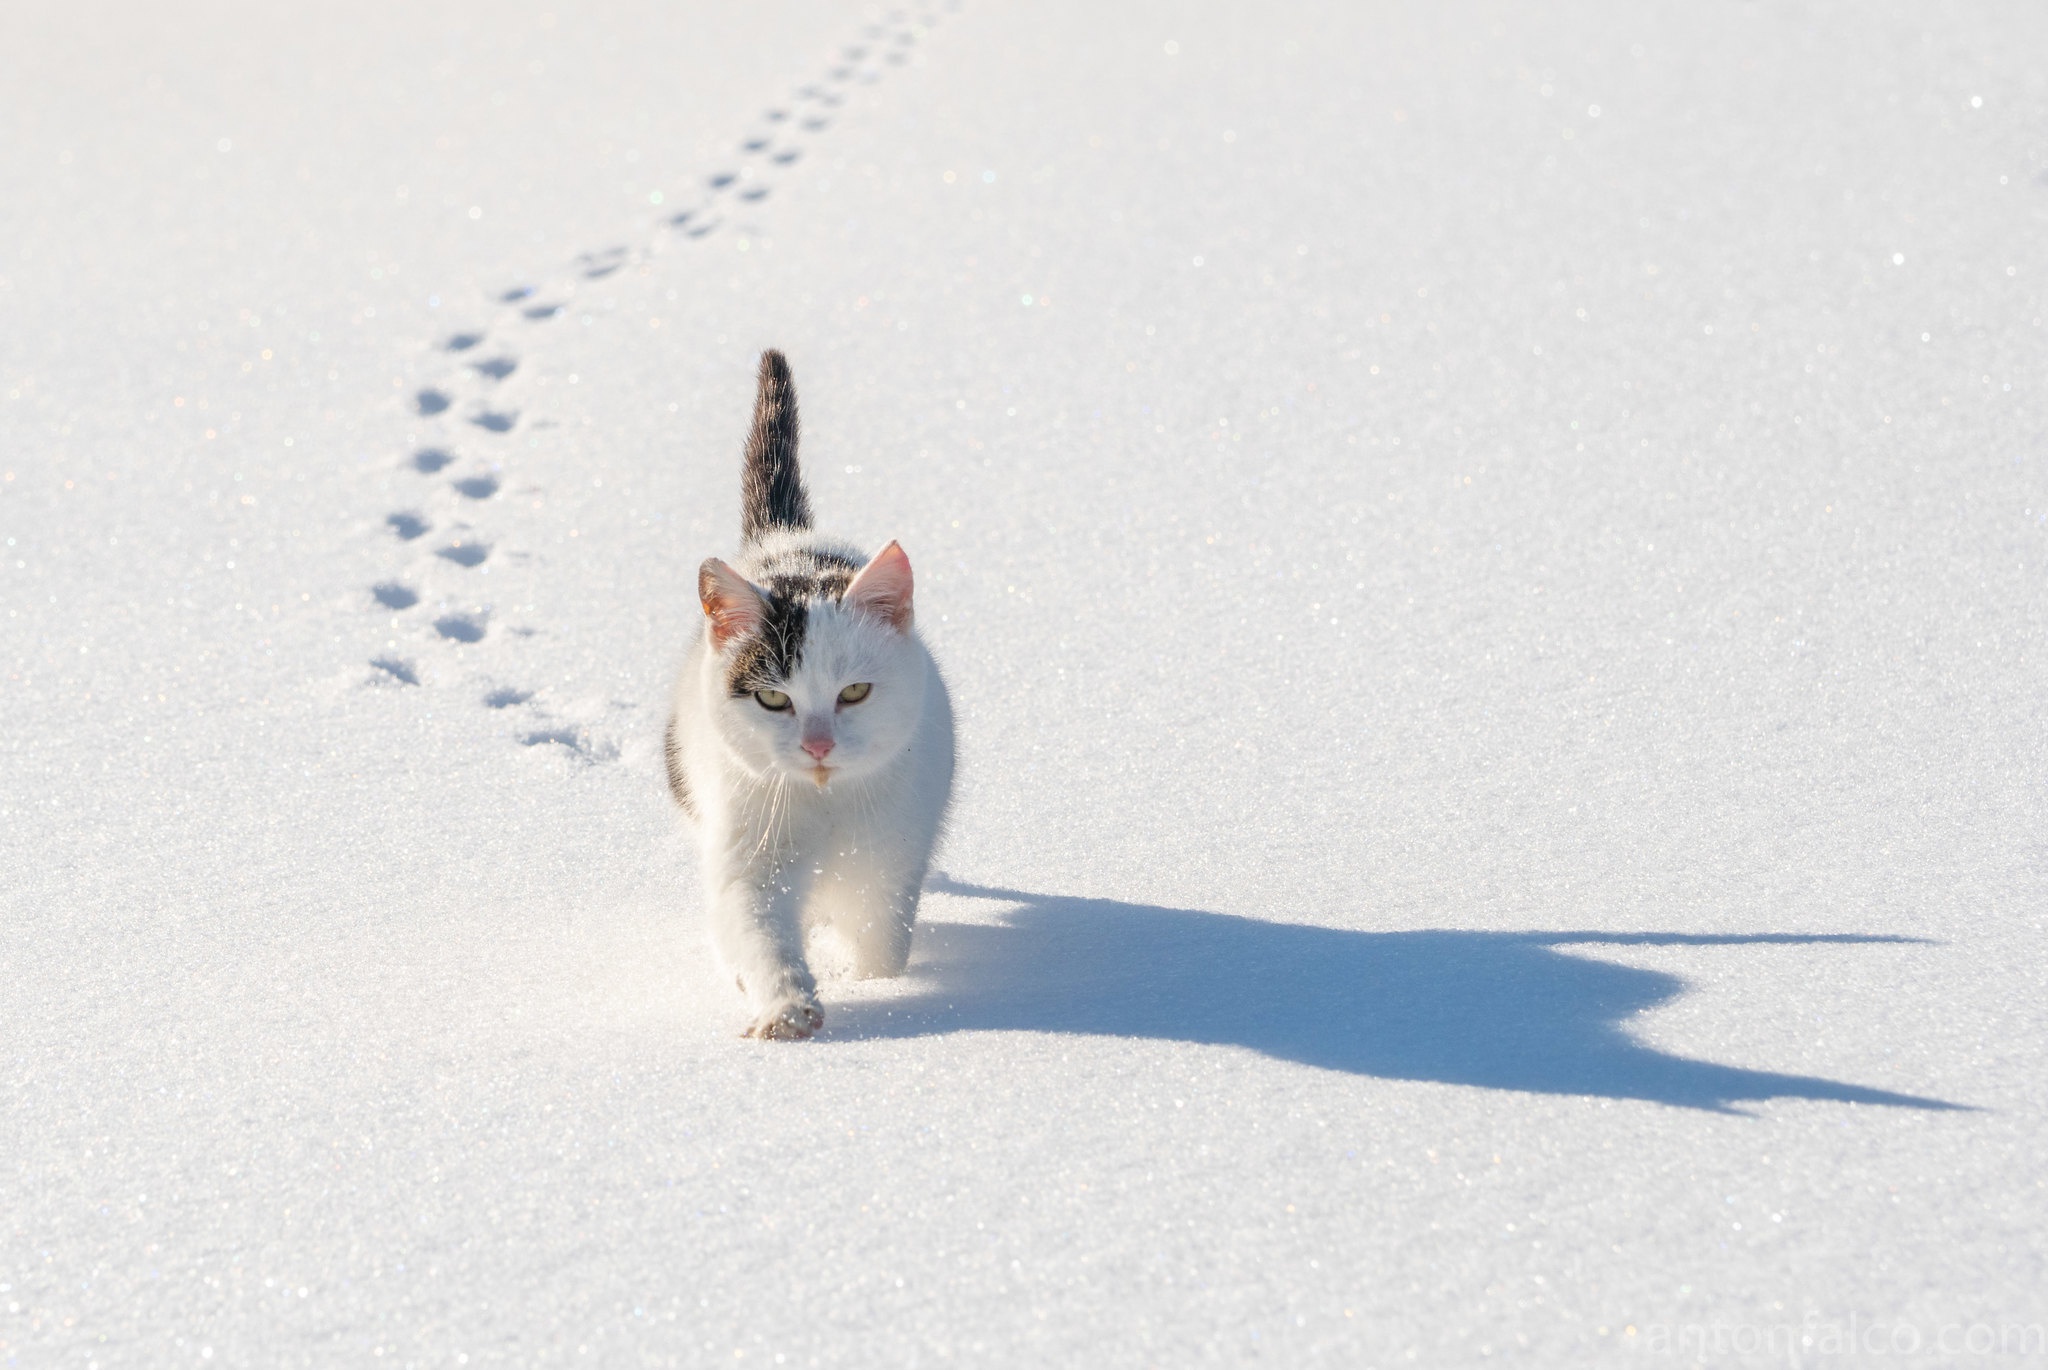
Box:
[699,557,767,650]
[843,540,914,632]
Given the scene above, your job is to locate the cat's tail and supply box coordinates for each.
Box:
[740,349,812,543]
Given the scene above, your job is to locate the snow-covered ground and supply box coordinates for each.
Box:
[6,1,2046,1363]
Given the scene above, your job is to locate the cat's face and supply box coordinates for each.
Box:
[700,542,926,787]
[720,604,927,786]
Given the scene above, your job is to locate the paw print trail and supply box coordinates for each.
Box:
[356,5,958,755]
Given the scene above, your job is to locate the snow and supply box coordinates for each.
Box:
[5,0,2046,1363]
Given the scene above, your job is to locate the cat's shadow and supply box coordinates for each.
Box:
[823,876,1965,1114]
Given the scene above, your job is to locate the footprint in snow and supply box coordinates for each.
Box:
[371,656,419,686]
[437,539,490,568]
[416,389,451,416]
[444,332,484,352]
[471,356,518,380]
[435,612,487,644]
[387,511,430,540]
[372,582,419,610]
[521,727,579,748]
[411,447,455,474]
[520,726,620,764]
[451,473,500,500]
[578,246,628,279]
[469,409,518,433]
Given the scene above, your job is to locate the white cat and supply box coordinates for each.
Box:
[666,350,955,1039]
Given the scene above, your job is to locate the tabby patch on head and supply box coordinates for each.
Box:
[722,589,808,698]
[716,548,863,697]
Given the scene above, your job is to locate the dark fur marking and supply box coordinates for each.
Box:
[715,551,864,697]
[724,592,809,697]
[741,350,811,542]
[664,715,694,813]
[767,556,858,602]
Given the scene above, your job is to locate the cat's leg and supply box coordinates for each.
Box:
[826,763,949,978]
[813,842,927,979]
[703,853,822,1039]
[847,869,920,979]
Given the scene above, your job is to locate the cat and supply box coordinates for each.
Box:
[666,350,955,1040]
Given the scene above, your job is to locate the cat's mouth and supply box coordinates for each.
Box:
[807,763,835,788]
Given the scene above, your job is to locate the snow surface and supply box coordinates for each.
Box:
[5,1,2047,1364]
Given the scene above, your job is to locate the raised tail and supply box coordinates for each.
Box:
[740,349,811,542]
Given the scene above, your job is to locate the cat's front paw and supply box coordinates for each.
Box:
[744,996,824,1041]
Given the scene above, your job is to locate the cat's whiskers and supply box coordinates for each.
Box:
[737,766,784,866]
[753,771,793,866]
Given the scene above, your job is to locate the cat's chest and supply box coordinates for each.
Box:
[806,790,884,837]
[721,782,872,835]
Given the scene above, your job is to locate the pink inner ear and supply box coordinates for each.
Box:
[699,557,766,649]
[844,540,914,631]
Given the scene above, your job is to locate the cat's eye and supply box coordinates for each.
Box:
[754,688,792,711]
[838,682,872,705]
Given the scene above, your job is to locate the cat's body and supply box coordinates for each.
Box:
[667,351,954,1040]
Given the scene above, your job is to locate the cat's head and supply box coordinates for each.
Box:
[698,540,927,787]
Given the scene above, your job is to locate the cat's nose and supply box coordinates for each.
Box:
[801,735,835,761]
